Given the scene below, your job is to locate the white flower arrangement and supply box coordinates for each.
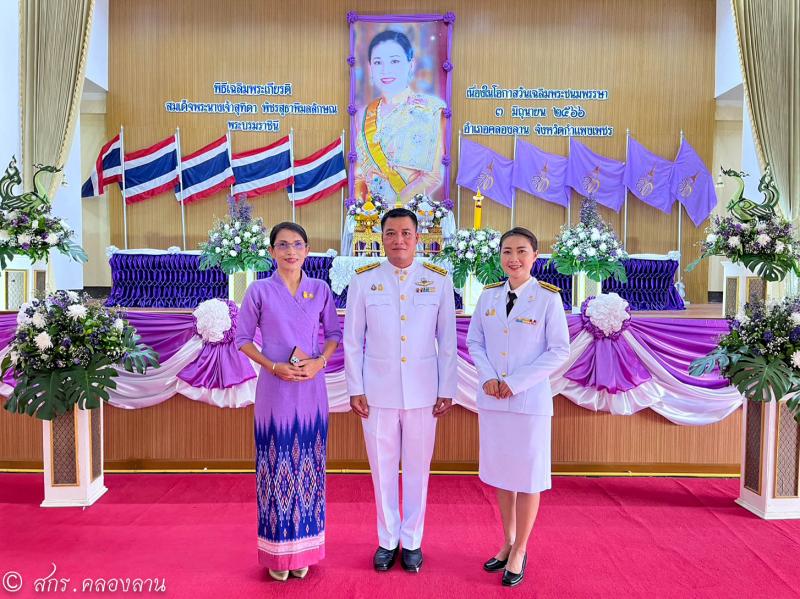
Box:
[193,298,233,343]
[585,293,631,337]
[199,196,271,274]
[434,228,503,288]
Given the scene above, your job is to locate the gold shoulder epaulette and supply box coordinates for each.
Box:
[538,281,561,293]
[423,262,448,276]
[483,281,504,289]
[355,262,380,274]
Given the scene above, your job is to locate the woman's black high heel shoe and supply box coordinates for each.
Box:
[483,556,508,572]
[502,553,527,587]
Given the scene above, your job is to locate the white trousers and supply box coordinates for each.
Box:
[361,406,437,551]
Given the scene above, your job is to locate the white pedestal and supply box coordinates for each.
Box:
[571,272,601,314]
[228,270,257,305]
[737,398,800,519]
[721,261,786,318]
[41,403,107,508]
[460,273,483,316]
[0,255,47,310]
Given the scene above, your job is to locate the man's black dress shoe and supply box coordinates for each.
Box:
[502,553,527,587]
[373,546,399,571]
[483,556,508,572]
[401,548,423,572]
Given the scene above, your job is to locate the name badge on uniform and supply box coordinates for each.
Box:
[370,283,384,292]
[415,278,435,293]
[485,308,496,316]
[515,317,537,325]
[302,291,314,299]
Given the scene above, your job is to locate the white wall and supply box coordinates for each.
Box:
[85,0,108,90]
[0,0,20,163]
[716,0,742,97]
[51,115,84,290]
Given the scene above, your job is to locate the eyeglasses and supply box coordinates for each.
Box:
[273,241,307,252]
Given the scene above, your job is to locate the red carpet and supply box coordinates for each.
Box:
[1,473,799,598]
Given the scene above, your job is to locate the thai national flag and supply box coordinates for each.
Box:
[80,134,122,198]
[289,137,347,206]
[179,135,235,204]
[231,136,293,199]
[123,135,180,204]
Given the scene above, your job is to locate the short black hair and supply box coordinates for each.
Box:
[381,208,418,231]
[368,30,414,62]
[269,221,308,247]
[500,227,538,251]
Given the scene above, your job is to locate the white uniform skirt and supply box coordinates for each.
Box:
[478,410,552,494]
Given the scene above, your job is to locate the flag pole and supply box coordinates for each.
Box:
[510,135,517,227]
[340,129,345,243]
[677,130,684,287]
[119,125,129,250]
[226,129,234,197]
[289,128,296,223]
[624,129,630,250]
[175,127,187,250]
[566,136,572,225]
[456,132,462,228]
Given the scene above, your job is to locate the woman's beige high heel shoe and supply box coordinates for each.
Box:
[290,567,309,579]
[268,569,289,581]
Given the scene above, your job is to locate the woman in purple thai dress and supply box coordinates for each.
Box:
[235,222,341,582]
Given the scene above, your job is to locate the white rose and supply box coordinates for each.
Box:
[251,225,259,233]
[572,247,581,256]
[481,245,490,254]
[229,250,237,257]
[756,233,771,247]
[31,312,47,329]
[222,239,230,246]
[756,221,767,231]
[0,230,9,242]
[224,224,231,232]
[234,221,241,229]
[706,233,717,244]
[34,331,53,351]
[458,241,467,250]
[590,230,601,241]
[67,304,88,320]
[5,210,18,220]
[599,243,608,252]
[776,241,786,253]
[476,231,486,240]
[727,236,741,248]
[586,247,597,257]
[243,231,251,239]
[465,251,475,260]
[45,233,59,245]
[17,233,31,245]
[258,249,266,257]
[790,312,800,327]
[111,318,124,332]
[578,231,587,240]
[458,230,468,238]
[234,236,242,244]
[489,239,499,248]
[435,210,442,218]
[215,247,221,254]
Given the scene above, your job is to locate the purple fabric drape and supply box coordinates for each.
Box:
[565,336,652,393]
[123,312,197,362]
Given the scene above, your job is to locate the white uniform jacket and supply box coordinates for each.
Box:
[344,260,458,410]
[466,279,570,416]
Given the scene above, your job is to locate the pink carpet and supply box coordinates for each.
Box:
[1,473,799,598]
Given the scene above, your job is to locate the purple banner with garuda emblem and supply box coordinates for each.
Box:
[347,12,455,206]
[456,138,514,207]
[623,137,675,214]
[670,140,716,227]
[512,138,569,208]
[566,138,625,212]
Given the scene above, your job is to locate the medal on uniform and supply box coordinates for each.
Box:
[485,308,496,316]
[302,291,314,299]
[515,317,537,325]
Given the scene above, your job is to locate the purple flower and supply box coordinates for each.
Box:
[442,108,452,119]
[347,55,355,66]
[234,244,241,252]
[443,199,454,211]
[442,11,456,24]
[346,11,358,24]
[730,319,741,330]
[442,60,454,72]
[791,328,800,343]
[763,330,774,342]
[441,155,451,166]
[61,338,72,348]
[347,103,357,116]
[345,197,356,208]
[347,151,358,163]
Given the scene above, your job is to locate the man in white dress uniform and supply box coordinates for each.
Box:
[344,208,457,573]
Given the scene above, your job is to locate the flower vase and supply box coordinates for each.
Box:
[41,403,107,507]
[737,397,800,519]
[228,270,257,304]
[461,273,483,315]
[571,272,601,314]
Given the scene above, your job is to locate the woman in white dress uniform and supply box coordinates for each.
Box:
[466,227,570,588]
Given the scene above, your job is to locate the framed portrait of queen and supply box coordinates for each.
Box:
[346,12,455,206]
